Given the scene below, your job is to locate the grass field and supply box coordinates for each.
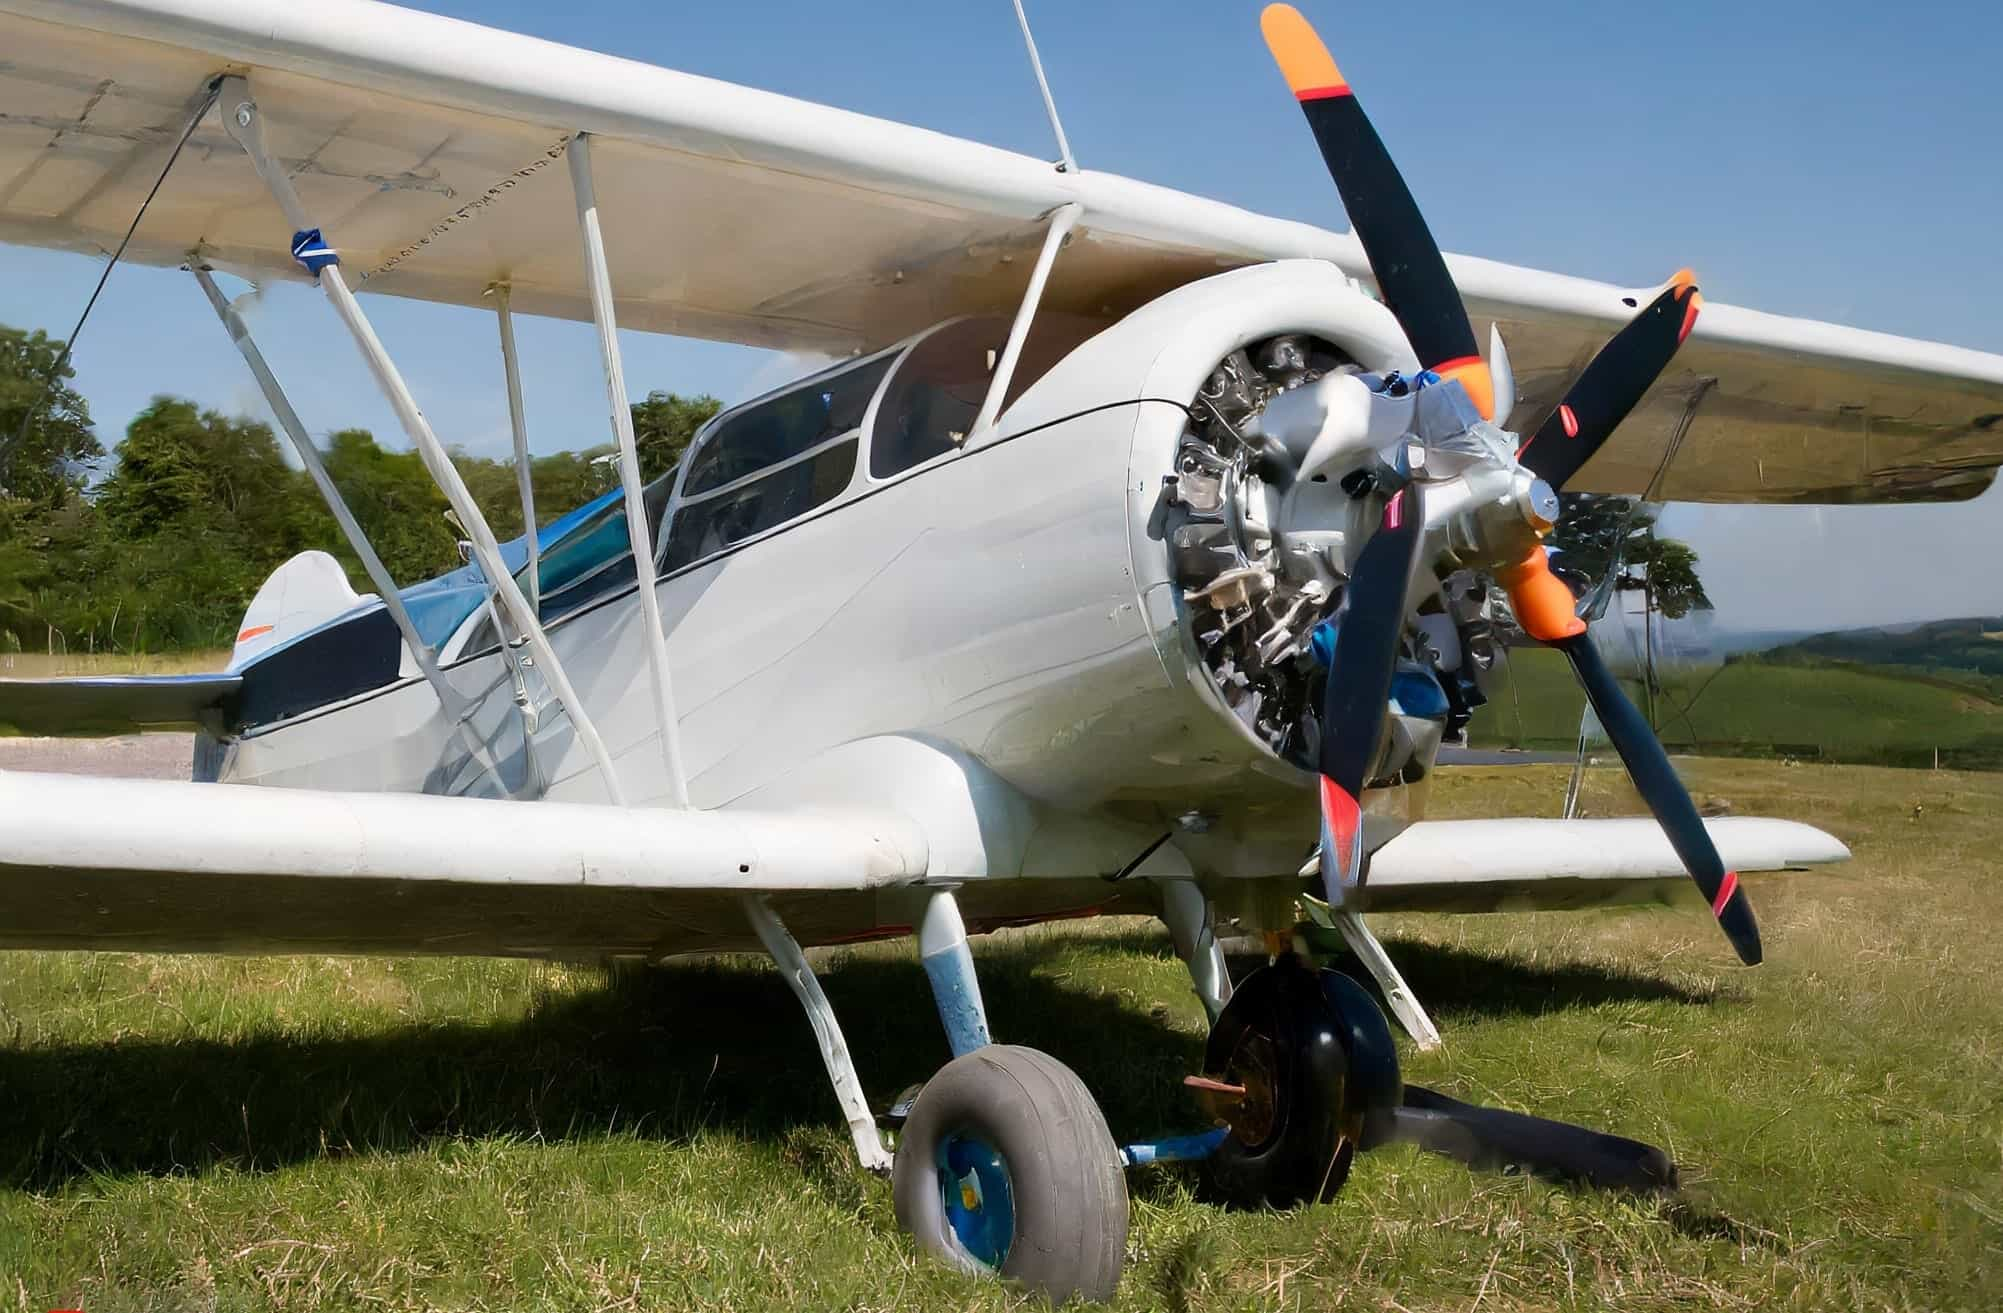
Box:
[2,758,2000,1310]
[1468,645,2003,771]
[0,651,231,679]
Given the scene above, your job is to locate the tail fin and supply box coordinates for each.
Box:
[228,551,363,671]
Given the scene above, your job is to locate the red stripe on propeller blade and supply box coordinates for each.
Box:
[1712,869,1740,918]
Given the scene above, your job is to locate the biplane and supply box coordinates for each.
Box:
[2,0,1998,1301]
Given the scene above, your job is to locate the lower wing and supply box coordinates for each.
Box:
[0,768,925,958]
[0,770,1847,957]
[1358,816,1850,914]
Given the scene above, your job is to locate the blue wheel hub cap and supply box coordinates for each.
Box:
[936,1130,1015,1270]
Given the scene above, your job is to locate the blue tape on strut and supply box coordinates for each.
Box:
[291,228,340,277]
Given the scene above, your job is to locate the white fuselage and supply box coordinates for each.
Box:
[220,263,1419,937]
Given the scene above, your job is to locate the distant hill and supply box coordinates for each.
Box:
[1756,616,2003,683]
[1470,618,2003,771]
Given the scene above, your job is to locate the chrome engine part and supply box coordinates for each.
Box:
[1162,336,1504,781]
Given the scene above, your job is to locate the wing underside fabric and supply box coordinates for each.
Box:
[0,0,1995,503]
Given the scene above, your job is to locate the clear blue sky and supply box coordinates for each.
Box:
[2,0,1999,630]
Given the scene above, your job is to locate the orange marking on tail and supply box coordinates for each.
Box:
[235,624,274,643]
[1668,267,1698,298]
[1261,4,1348,98]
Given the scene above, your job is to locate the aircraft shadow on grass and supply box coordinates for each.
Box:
[0,933,1712,1194]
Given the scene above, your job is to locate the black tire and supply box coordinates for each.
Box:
[892,1045,1128,1305]
[1202,957,1368,1209]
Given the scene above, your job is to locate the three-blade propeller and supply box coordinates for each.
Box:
[1264,4,1760,964]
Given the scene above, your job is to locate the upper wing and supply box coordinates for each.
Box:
[0,767,926,957]
[1357,816,1851,914]
[0,0,1997,503]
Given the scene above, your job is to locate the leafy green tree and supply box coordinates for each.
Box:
[320,429,461,584]
[0,327,101,507]
[631,391,719,483]
[80,399,326,647]
[0,335,725,652]
[1548,492,1712,620]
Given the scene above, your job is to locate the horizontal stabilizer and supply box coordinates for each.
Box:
[1357,816,1849,914]
[0,769,927,957]
[0,673,241,736]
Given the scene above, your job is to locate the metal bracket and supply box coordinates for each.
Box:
[744,895,894,1174]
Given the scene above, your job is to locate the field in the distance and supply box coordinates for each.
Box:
[2,758,1999,1311]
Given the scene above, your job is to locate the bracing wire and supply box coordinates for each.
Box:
[2,80,221,488]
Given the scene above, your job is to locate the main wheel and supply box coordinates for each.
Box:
[892,1045,1128,1305]
[1202,956,1398,1208]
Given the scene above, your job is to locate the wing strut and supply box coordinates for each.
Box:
[216,77,631,803]
[490,283,541,618]
[190,264,514,791]
[968,200,1081,442]
[1010,0,1077,172]
[567,133,691,808]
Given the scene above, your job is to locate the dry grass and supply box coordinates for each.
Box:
[0,649,231,678]
[1,758,1999,1310]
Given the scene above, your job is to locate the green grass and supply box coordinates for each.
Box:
[3,759,2001,1310]
[1469,645,2003,770]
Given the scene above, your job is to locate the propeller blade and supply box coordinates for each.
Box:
[1557,630,1762,965]
[1384,1085,1676,1191]
[1317,485,1424,903]
[1517,271,1703,489]
[1494,543,1760,964]
[1260,4,1494,420]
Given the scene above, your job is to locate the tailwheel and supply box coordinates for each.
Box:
[1198,955,1401,1208]
[892,1045,1128,1305]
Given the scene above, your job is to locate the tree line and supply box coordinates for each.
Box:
[0,323,718,654]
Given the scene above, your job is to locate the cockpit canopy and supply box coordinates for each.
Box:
[452,311,1102,645]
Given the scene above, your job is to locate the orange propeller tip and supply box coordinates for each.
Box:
[1260,3,1349,99]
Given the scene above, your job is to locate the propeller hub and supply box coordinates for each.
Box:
[1521,477,1560,536]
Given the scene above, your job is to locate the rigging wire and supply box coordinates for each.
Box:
[2,80,220,489]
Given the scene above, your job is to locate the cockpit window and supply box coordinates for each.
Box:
[682,354,893,497]
[663,438,856,569]
[655,352,892,571]
[868,313,1103,479]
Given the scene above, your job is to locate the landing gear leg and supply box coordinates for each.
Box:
[742,894,893,1175]
[1328,908,1441,1050]
[1159,878,1233,1023]
[893,889,1130,1304]
[917,888,991,1056]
